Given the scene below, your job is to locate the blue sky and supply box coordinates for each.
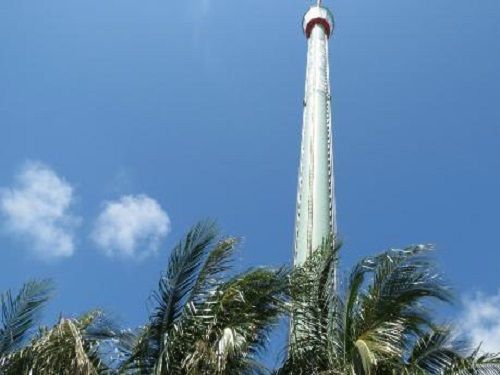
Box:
[1,0,500,360]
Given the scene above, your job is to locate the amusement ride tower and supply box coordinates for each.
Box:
[294,0,337,266]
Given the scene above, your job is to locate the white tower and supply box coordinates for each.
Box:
[294,2,336,266]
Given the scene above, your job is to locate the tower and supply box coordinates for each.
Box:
[294,1,336,266]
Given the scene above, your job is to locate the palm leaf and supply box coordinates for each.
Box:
[350,245,452,367]
[123,221,284,374]
[405,327,465,374]
[180,267,289,374]
[1,310,114,374]
[150,220,218,342]
[444,348,500,375]
[281,241,458,374]
[0,279,53,356]
[284,238,338,373]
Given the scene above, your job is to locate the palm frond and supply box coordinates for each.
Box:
[280,241,459,375]
[123,221,287,374]
[0,279,53,356]
[179,267,289,374]
[1,310,113,375]
[122,221,221,372]
[150,220,218,343]
[190,237,237,299]
[349,245,452,368]
[405,327,465,374]
[444,348,500,375]
[284,238,339,374]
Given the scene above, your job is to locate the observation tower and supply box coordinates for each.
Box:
[294,0,337,266]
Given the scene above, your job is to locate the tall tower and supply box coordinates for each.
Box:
[294,1,336,266]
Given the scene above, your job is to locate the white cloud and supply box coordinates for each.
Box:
[0,161,79,259]
[459,291,500,353]
[92,195,170,259]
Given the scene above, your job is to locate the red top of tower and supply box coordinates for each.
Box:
[303,5,334,39]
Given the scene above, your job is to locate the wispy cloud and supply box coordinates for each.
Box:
[459,291,500,353]
[92,195,170,259]
[0,161,79,259]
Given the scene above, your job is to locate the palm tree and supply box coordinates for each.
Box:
[405,327,500,374]
[1,307,133,374]
[278,238,500,374]
[0,221,288,374]
[0,281,130,374]
[0,279,53,367]
[119,220,288,374]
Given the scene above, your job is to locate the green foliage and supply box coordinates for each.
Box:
[1,225,500,374]
[120,220,289,374]
[405,328,500,375]
[0,310,121,374]
[0,279,53,356]
[278,238,498,374]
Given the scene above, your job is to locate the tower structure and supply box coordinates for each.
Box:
[294,1,336,266]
